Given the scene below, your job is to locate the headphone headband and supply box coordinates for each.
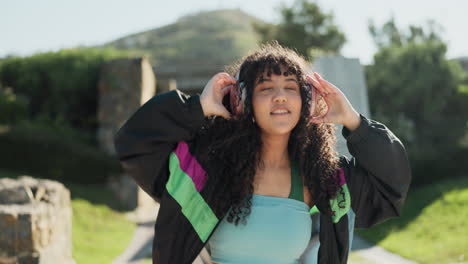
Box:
[228,67,318,120]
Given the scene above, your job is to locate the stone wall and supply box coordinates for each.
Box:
[153,62,225,94]
[312,55,370,158]
[97,57,158,210]
[97,57,156,156]
[156,78,177,95]
[0,176,75,264]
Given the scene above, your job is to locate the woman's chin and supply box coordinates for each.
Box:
[259,123,296,136]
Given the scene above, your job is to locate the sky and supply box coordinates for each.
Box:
[1,0,467,65]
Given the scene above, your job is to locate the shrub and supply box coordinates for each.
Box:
[0,47,138,133]
[0,86,28,124]
[0,120,121,184]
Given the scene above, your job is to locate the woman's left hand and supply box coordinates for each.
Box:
[306,72,361,130]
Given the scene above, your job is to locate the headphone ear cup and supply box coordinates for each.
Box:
[238,83,246,116]
[228,84,237,115]
[230,81,245,119]
[308,83,318,118]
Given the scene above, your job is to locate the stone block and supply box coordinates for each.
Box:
[312,55,370,158]
[0,176,75,264]
[97,57,156,155]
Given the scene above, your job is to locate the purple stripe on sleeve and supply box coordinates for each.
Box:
[174,141,207,192]
[336,168,345,186]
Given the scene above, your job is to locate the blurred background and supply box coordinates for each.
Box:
[1,1,467,264]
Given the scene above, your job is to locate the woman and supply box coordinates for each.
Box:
[114,42,411,264]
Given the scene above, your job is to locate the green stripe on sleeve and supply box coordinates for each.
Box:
[309,184,351,224]
[166,152,219,243]
[330,183,351,223]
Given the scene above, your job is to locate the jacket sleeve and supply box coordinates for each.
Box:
[340,113,412,228]
[113,90,206,204]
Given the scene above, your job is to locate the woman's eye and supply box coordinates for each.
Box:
[286,87,299,91]
[261,88,272,91]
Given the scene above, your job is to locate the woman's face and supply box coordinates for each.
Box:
[252,67,302,137]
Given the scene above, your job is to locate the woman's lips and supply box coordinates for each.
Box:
[270,111,290,115]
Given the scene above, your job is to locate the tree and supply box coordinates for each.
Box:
[366,18,468,185]
[253,0,346,59]
[368,17,444,49]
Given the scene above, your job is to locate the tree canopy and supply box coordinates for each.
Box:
[253,0,346,59]
[366,18,468,184]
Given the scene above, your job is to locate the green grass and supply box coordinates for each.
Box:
[71,198,135,264]
[0,170,136,264]
[357,176,468,264]
[348,252,376,264]
[69,184,136,264]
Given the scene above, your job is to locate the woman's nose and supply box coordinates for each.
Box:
[273,88,287,102]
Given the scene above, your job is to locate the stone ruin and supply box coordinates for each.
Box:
[97,57,157,156]
[97,57,160,212]
[0,176,75,264]
[312,55,371,158]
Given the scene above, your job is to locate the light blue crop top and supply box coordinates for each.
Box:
[207,160,312,264]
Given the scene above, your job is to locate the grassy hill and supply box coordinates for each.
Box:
[101,9,266,73]
[357,176,468,264]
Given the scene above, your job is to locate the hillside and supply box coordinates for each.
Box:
[102,9,266,74]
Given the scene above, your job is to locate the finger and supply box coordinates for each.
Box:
[307,75,328,96]
[310,112,329,124]
[307,74,327,95]
[216,74,237,87]
[309,115,324,124]
[318,77,342,94]
[221,85,232,96]
[314,72,333,94]
[306,74,320,89]
[217,107,232,120]
[215,72,233,79]
[313,72,330,92]
[217,79,237,92]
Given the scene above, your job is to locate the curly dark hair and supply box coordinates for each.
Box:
[195,41,341,226]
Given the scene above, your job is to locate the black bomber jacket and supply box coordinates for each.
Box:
[113,89,412,264]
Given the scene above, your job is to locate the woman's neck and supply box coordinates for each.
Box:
[259,133,290,169]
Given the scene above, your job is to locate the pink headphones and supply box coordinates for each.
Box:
[224,70,319,120]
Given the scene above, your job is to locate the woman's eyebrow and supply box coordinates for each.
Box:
[257,77,270,84]
[258,78,298,83]
[286,78,299,83]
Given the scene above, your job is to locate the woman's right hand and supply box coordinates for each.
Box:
[200,72,237,119]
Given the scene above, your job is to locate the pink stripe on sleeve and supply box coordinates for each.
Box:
[336,168,346,186]
[174,141,208,192]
